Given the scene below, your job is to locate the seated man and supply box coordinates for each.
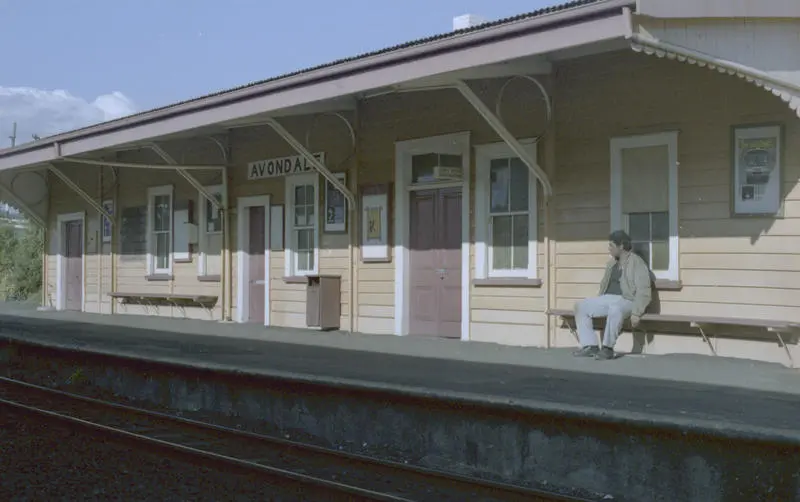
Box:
[572,230,652,360]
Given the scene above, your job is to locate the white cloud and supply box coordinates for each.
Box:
[0,87,137,147]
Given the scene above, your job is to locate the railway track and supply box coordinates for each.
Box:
[0,375,595,501]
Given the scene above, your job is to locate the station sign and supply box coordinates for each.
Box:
[247,152,326,180]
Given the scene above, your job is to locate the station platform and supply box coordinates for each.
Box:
[0,303,797,442]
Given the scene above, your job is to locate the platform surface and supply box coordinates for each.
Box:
[1,303,799,441]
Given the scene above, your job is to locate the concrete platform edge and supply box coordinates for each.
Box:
[3,331,798,447]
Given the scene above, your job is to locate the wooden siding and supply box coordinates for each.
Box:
[41,48,800,364]
[551,50,800,362]
[358,80,550,342]
[229,117,354,330]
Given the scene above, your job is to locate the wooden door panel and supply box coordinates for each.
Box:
[247,206,266,323]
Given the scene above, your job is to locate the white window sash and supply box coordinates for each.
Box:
[198,185,224,276]
[146,185,174,276]
[284,173,319,277]
[610,131,679,281]
[474,141,538,280]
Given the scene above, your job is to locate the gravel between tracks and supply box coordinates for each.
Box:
[0,409,300,502]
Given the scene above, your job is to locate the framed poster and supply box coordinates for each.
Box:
[324,172,347,233]
[732,124,782,216]
[361,183,391,262]
[101,199,114,243]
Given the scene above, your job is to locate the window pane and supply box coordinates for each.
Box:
[297,228,312,251]
[628,213,650,241]
[512,214,529,269]
[412,153,436,183]
[651,241,670,271]
[651,211,669,241]
[297,250,313,272]
[154,195,171,232]
[491,215,512,269]
[490,159,510,213]
[304,185,315,206]
[155,232,170,269]
[439,154,462,168]
[305,202,315,225]
[294,207,307,227]
[294,185,306,205]
[206,193,223,233]
[632,241,649,266]
[509,158,529,212]
[621,145,669,213]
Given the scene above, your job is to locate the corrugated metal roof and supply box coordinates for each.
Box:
[9,0,604,147]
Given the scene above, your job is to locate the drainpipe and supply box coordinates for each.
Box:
[222,164,232,321]
[111,165,119,314]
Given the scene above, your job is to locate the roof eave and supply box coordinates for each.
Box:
[0,0,634,171]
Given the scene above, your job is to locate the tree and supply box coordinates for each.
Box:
[0,223,43,301]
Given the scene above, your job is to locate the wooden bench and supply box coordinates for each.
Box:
[547,308,799,366]
[108,292,218,317]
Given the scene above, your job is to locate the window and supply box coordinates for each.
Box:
[285,173,319,276]
[147,185,174,276]
[475,141,538,279]
[610,132,679,281]
[198,185,223,277]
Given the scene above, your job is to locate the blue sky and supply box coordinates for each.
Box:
[0,0,555,145]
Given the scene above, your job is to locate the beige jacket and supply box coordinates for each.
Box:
[598,252,653,317]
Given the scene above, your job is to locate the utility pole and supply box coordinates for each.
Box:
[8,122,16,147]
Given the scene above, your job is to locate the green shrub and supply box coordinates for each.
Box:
[0,224,43,301]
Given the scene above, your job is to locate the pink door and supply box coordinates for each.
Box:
[247,206,266,323]
[409,188,462,338]
[64,220,83,311]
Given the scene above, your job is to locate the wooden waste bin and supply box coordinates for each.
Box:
[305,275,341,330]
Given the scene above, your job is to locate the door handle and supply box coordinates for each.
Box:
[435,268,446,279]
[252,280,266,285]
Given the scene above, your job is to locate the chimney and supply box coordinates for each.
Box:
[452,14,488,31]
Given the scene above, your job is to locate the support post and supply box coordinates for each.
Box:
[46,164,113,222]
[452,80,553,196]
[262,118,356,207]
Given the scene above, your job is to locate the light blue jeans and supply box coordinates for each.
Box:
[574,294,634,348]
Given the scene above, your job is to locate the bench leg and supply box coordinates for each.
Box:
[560,316,582,346]
[690,322,717,356]
[167,300,186,318]
[769,328,795,369]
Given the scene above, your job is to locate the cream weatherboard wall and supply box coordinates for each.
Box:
[227,116,355,330]
[356,80,550,342]
[42,49,800,364]
[551,50,800,363]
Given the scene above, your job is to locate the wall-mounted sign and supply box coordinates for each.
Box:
[247,152,326,180]
[732,125,782,216]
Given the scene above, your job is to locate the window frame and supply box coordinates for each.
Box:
[197,184,224,277]
[474,140,538,280]
[146,184,174,276]
[284,173,319,277]
[610,131,679,281]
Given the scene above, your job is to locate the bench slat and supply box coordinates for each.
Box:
[546,309,792,330]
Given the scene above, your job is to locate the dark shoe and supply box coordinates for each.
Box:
[595,347,616,360]
[572,345,599,357]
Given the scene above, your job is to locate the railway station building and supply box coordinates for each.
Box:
[1,0,800,365]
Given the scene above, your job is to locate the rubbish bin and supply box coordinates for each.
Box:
[305,275,341,330]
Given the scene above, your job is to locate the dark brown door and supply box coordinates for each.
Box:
[409,188,462,338]
[64,220,83,311]
[247,206,266,323]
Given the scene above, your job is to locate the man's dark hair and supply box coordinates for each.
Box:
[609,230,632,251]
